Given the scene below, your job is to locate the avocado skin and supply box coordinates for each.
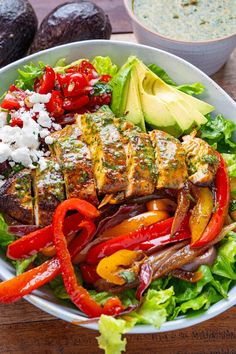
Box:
[0,0,37,67]
[29,1,112,54]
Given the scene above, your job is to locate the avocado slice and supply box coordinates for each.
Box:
[135,62,183,137]
[124,67,146,132]
[110,56,137,117]
[135,61,212,136]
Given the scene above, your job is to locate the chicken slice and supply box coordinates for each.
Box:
[32,157,65,226]
[150,130,188,189]
[80,113,127,194]
[0,169,34,224]
[182,133,219,186]
[51,124,98,205]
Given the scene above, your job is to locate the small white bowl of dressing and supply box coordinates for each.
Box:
[124,0,236,75]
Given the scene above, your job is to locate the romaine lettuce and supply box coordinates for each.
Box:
[92,56,119,76]
[200,114,236,153]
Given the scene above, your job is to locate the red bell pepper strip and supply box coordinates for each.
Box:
[53,198,123,318]
[171,184,190,236]
[69,220,96,261]
[7,198,100,260]
[0,258,60,303]
[191,151,230,248]
[79,263,101,284]
[86,217,174,265]
[34,66,55,94]
[130,231,191,251]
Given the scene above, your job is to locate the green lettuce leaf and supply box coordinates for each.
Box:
[16,61,45,90]
[222,153,236,177]
[92,56,119,76]
[97,315,136,354]
[148,63,176,86]
[177,82,205,96]
[15,255,37,275]
[130,287,174,328]
[0,214,15,249]
[200,114,236,153]
[172,286,222,319]
[148,63,205,95]
[212,235,236,279]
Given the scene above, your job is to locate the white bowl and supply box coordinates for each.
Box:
[124,0,236,75]
[0,40,236,333]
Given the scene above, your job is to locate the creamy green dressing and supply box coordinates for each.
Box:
[133,0,236,41]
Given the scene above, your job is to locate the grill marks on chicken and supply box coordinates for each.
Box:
[32,157,65,226]
[0,113,218,226]
[80,113,127,194]
[51,124,98,205]
[0,169,34,224]
[150,130,188,189]
[182,132,219,186]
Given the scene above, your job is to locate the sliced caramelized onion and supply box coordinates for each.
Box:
[181,246,216,272]
[171,269,203,283]
[210,222,236,245]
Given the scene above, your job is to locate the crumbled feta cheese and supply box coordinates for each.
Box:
[44,151,51,157]
[38,157,48,171]
[0,143,12,163]
[45,136,54,145]
[37,111,51,128]
[39,129,50,139]
[32,103,45,113]
[0,112,8,128]
[29,93,51,104]
[0,180,5,188]
[54,163,60,171]
[52,123,61,131]
[9,161,15,167]
[11,147,32,167]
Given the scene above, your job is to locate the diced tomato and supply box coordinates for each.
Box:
[1,93,21,110]
[34,66,55,94]
[10,117,23,127]
[89,93,112,107]
[45,90,64,118]
[9,85,22,93]
[57,72,88,97]
[68,60,99,82]
[100,74,112,83]
[63,95,89,111]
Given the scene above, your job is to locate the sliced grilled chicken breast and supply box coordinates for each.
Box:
[0,169,34,224]
[150,130,188,189]
[182,133,219,186]
[51,124,98,205]
[80,113,127,194]
[114,119,157,197]
[126,132,157,197]
[32,157,65,226]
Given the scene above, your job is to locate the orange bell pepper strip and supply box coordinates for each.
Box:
[146,199,177,212]
[0,258,60,303]
[191,152,230,248]
[100,211,170,239]
[52,198,124,318]
[86,217,174,265]
[96,250,140,285]
[189,187,213,244]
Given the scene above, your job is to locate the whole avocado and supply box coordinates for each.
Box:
[0,0,38,67]
[29,1,112,54]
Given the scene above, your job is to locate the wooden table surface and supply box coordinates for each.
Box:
[1,1,236,353]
